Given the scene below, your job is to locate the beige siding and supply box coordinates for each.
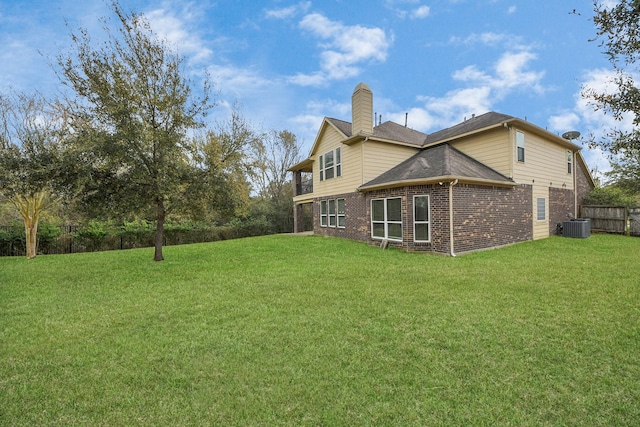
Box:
[450,127,512,177]
[362,141,418,184]
[512,128,574,190]
[532,185,549,240]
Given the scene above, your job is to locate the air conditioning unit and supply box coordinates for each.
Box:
[562,219,590,238]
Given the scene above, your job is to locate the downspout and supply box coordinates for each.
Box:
[573,151,578,218]
[449,179,459,257]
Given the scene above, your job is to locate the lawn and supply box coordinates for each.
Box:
[1,234,639,426]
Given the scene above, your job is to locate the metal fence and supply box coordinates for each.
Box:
[0,223,272,257]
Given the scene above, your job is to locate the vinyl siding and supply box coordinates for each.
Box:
[532,185,549,240]
[362,140,418,184]
[450,127,512,178]
[512,128,574,190]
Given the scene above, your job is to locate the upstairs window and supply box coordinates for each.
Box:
[319,147,342,181]
[516,131,525,162]
[567,151,573,174]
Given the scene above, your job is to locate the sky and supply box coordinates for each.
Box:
[0,0,628,178]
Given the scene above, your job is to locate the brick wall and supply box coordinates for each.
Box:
[576,158,594,208]
[314,192,369,242]
[450,184,532,254]
[312,183,533,254]
[549,187,574,234]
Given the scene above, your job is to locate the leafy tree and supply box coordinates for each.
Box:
[188,109,256,223]
[605,150,640,195]
[0,92,66,258]
[251,130,302,233]
[583,186,637,207]
[583,1,640,190]
[58,1,212,261]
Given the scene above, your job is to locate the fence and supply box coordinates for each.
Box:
[0,221,273,257]
[580,205,640,236]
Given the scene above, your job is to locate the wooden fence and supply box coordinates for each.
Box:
[580,205,640,236]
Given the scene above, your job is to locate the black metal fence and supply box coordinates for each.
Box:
[0,221,273,257]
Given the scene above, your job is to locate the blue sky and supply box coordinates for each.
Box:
[0,0,626,177]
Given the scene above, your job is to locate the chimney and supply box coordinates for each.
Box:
[352,83,373,136]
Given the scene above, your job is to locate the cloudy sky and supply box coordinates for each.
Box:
[0,0,626,175]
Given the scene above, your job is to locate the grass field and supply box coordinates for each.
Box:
[1,233,639,426]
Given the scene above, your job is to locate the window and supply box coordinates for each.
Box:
[537,197,546,221]
[337,198,345,228]
[567,151,572,174]
[320,198,345,228]
[320,200,327,226]
[371,197,402,241]
[319,147,342,181]
[328,199,336,227]
[516,131,525,162]
[414,195,430,242]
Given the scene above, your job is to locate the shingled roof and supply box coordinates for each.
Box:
[358,143,515,191]
[423,112,514,145]
[326,117,427,147]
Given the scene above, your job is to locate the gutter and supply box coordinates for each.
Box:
[449,179,459,257]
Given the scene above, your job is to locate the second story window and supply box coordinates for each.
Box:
[567,151,573,174]
[319,147,342,181]
[516,131,525,162]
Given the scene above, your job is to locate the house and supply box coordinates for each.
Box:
[290,83,595,255]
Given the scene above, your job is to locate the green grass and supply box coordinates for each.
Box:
[1,234,639,426]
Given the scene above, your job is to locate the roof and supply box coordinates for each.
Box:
[358,143,515,191]
[423,112,514,145]
[326,117,427,147]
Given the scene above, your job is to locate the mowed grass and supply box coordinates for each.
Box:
[1,234,639,426]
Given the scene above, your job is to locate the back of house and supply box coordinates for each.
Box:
[290,83,595,255]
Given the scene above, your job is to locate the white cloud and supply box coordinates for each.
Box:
[146,6,212,64]
[508,6,517,14]
[291,13,393,86]
[265,1,312,20]
[391,49,547,132]
[411,6,431,19]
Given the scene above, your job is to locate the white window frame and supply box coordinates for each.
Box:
[328,199,336,227]
[371,197,403,242]
[337,198,345,228]
[319,147,342,181]
[567,150,573,174]
[516,130,525,162]
[320,200,327,227]
[536,197,546,221]
[413,195,431,243]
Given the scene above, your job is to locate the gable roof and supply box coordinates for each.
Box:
[358,143,515,192]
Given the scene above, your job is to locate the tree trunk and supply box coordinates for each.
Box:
[154,197,165,261]
[25,219,38,259]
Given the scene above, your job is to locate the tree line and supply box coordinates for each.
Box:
[0,1,301,261]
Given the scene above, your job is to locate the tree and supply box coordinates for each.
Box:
[251,130,302,233]
[583,1,640,187]
[188,109,257,223]
[605,150,640,195]
[58,1,212,261]
[583,185,637,207]
[0,92,66,259]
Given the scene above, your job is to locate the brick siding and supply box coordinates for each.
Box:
[313,183,533,254]
[549,187,574,235]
